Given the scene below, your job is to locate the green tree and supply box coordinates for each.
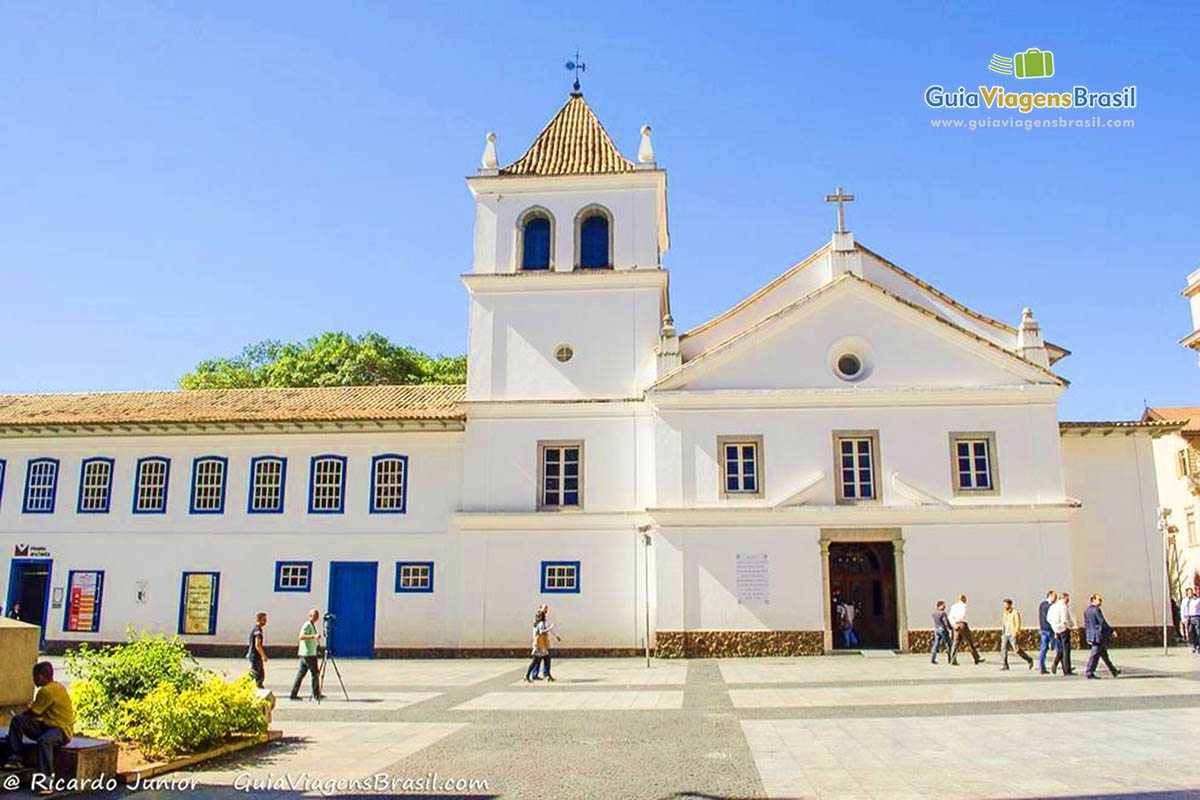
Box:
[179,332,466,389]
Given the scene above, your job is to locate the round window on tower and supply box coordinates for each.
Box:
[554,344,574,363]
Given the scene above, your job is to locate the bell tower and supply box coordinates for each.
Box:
[463,92,671,401]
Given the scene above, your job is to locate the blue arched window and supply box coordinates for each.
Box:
[522,215,551,270]
[579,213,610,268]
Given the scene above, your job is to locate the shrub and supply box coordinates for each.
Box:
[66,630,267,758]
[121,675,268,758]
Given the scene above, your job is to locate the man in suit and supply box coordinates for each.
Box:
[1084,593,1120,679]
[1036,589,1058,674]
[1183,587,1200,654]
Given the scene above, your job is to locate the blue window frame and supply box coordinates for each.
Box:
[63,570,105,633]
[77,457,115,514]
[308,455,347,514]
[133,457,170,514]
[0,458,6,509]
[248,456,287,514]
[274,561,312,592]
[22,458,60,514]
[370,454,408,514]
[522,215,551,270]
[189,456,228,514]
[178,571,220,635]
[540,560,580,594]
[579,213,610,268]
[395,561,434,593]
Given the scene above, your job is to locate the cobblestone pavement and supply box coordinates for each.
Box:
[33,648,1200,799]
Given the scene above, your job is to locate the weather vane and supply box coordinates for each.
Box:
[565,50,586,94]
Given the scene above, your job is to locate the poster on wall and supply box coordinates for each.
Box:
[736,553,769,605]
[65,571,104,633]
[181,573,218,635]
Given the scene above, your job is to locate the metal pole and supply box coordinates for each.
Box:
[638,525,652,668]
[1159,507,1171,656]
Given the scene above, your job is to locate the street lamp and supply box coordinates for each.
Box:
[1157,506,1172,656]
[637,524,653,668]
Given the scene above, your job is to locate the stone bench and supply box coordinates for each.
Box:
[13,734,117,780]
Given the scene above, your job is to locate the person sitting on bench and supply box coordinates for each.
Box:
[5,661,74,792]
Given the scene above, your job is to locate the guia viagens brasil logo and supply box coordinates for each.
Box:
[925,48,1136,113]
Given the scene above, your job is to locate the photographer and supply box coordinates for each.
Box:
[289,608,325,700]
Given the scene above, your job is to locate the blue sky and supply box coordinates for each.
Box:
[2,2,1197,419]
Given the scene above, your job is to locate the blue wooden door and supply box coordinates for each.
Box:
[326,562,378,658]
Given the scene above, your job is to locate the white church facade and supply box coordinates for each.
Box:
[0,92,1176,657]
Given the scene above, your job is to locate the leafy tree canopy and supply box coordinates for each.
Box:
[179,332,466,389]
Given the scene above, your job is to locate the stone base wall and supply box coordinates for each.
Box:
[42,640,646,659]
[0,620,39,706]
[656,630,824,658]
[907,626,1165,652]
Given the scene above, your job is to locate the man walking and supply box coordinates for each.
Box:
[839,599,859,649]
[1183,587,1200,654]
[1084,593,1120,679]
[948,594,984,665]
[1048,592,1076,676]
[1037,589,1058,674]
[289,608,324,700]
[931,600,953,664]
[1000,598,1034,670]
[247,611,268,689]
[4,662,74,794]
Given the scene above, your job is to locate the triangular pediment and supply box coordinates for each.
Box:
[653,275,1065,392]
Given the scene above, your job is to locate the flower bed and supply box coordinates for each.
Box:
[66,630,268,760]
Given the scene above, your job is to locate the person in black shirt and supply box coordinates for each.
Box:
[930,600,952,664]
[1036,589,1057,674]
[247,612,268,689]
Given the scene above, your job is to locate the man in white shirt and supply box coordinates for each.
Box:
[948,594,984,665]
[1047,592,1076,676]
[1183,587,1200,654]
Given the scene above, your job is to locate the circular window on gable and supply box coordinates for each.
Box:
[827,337,873,383]
[554,344,574,363]
[836,353,862,379]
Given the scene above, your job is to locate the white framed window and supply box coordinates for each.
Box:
[541,561,580,593]
[23,458,59,513]
[834,432,878,504]
[78,458,114,513]
[396,561,434,593]
[134,457,170,513]
[249,457,286,513]
[1178,449,1192,478]
[189,456,227,514]
[538,442,582,509]
[719,436,763,497]
[1188,509,1197,548]
[371,455,408,513]
[309,455,346,513]
[950,432,998,495]
[274,561,311,592]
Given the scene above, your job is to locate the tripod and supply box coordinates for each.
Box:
[318,619,350,701]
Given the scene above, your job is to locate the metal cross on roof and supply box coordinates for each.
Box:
[825,185,855,234]
[565,50,587,94]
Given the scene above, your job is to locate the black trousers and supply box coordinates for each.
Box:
[1051,631,1073,674]
[291,656,321,698]
[1086,642,1118,676]
[7,714,65,776]
[248,656,265,689]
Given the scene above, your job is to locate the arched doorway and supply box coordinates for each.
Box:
[828,541,898,649]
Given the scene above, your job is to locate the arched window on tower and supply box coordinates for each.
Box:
[521,212,552,270]
[578,210,611,269]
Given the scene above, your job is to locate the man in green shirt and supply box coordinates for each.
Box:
[289,608,325,700]
[5,661,74,790]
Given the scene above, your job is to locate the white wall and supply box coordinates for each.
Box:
[1149,432,1200,592]
[1061,434,1163,626]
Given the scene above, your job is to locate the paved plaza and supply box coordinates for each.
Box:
[33,648,1200,799]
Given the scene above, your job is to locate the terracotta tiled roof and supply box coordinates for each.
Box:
[500,94,635,176]
[1061,419,1183,431]
[1143,407,1200,436]
[0,385,466,428]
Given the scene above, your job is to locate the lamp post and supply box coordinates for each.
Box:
[637,524,653,668]
[1158,506,1172,656]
